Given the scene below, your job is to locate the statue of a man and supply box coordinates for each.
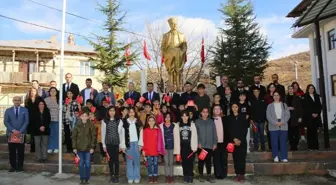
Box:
[161,17,187,91]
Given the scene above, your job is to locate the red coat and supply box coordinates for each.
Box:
[142,127,165,156]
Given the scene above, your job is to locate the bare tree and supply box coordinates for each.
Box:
[131,21,215,92]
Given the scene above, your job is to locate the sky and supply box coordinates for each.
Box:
[0,0,309,60]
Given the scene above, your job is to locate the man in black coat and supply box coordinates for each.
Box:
[80,78,98,106]
[233,79,249,101]
[124,82,141,104]
[62,73,80,101]
[162,83,180,109]
[248,75,267,99]
[217,75,230,103]
[180,82,198,106]
[272,74,286,99]
[142,82,160,103]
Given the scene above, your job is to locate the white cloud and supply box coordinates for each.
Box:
[270,43,309,60]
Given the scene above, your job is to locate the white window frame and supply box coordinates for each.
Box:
[80,61,94,76]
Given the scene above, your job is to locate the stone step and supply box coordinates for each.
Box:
[0,160,334,176]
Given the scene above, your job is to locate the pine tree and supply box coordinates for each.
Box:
[210,0,271,85]
[89,0,136,87]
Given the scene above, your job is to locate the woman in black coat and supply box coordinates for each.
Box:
[25,87,44,153]
[32,100,51,162]
[303,84,322,150]
[286,85,304,151]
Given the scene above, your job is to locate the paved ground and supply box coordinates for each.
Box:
[0,171,335,185]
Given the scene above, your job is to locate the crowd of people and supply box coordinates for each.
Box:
[3,72,323,184]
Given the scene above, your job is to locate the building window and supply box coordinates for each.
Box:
[80,61,94,75]
[328,29,335,50]
[332,75,336,96]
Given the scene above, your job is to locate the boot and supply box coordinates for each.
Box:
[153,176,158,184]
[149,176,153,184]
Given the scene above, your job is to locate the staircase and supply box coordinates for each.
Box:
[0,135,335,176]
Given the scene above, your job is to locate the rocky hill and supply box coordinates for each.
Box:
[263,51,311,90]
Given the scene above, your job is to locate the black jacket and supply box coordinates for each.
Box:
[248,84,267,100]
[162,92,181,107]
[275,83,286,99]
[63,83,80,101]
[124,91,141,104]
[31,110,51,136]
[303,93,322,127]
[180,91,198,105]
[217,85,230,104]
[228,114,249,143]
[249,95,267,122]
[233,88,249,101]
[25,96,44,134]
[142,91,160,103]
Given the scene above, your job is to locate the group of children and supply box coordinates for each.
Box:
[70,88,249,184]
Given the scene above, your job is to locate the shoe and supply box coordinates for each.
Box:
[84,179,89,184]
[184,176,188,184]
[153,176,158,184]
[165,176,169,184]
[54,149,59,153]
[128,180,134,184]
[282,159,288,163]
[274,156,279,163]
[189,177,193,184]
[47,149,53,154]
[8,168,15,172]
[206,175,215,183]
[170,176,175,184]
[233,175,239,182]
[110,176,115,183]
[148,176,153,184]
[80,180,84,184]
[238,174,245,183]
[16,168,24,172]
[134,179,140,184]
[115,177,119,184]
[199,175,205,183]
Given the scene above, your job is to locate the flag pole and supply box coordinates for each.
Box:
[57,0,67,174]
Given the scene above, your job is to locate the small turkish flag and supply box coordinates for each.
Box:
[198,149,208,160]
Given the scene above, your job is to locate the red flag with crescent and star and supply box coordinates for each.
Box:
[201,37,205,64]
[143,40,151,60]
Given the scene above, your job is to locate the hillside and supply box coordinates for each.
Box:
[263,51,311,90]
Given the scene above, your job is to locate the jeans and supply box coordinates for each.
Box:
[48,121,59,150]
[270,130,288,160]
[77,151,91,180]
[147,156,158,177]
[253,121,265,151]
[164,149,174,176]
[126,142,141,180]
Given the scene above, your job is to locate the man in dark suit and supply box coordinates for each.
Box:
[248,75,267,99]
[63,73,80,101]
[217,75,230,103]
[180,82,198,106]
[4,96,29,172]
[142,82,160,103]
[80,78,98,106]
[163,83,181,109]
[124,82,141,104]
[272,74,286,99]
[233,79,249,101]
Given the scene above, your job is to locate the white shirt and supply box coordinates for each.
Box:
[66,83,72,91]
[84,88,92,104]
[128,118,138,142]
[274,102,282,119]
[310,94,315,101]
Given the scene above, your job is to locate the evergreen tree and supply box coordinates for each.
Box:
[210,0,271,85]
[89,0,136,87]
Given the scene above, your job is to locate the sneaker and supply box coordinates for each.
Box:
[183,176,188,184]
[206,175,215,183]
[128,180,134,184]
[79,180,84,184]
[282,159,288,163]
[134,179,140,184]
[47,149,53,154]
[274,156,279,163]
[84,179,89,184]
[54,149,59,153]
[199,175,205,183]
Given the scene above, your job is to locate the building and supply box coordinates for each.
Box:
[287,0,336,147]
[0,35,101,131]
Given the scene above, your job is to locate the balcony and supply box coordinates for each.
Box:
[0,72,25,83]
[30,72,55,84]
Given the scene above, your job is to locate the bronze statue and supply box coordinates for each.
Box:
[161,17,187,91]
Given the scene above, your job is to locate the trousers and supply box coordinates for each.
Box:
[107,144,119,176]
[198,148,213,175]
[213,143,228,178]
[164,149,174,176]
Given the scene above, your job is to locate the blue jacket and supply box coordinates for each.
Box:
[4,106,29,136]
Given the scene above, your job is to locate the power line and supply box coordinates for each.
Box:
[0,14,96,39]
[26,0,103,24]
[25,0,148,38]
